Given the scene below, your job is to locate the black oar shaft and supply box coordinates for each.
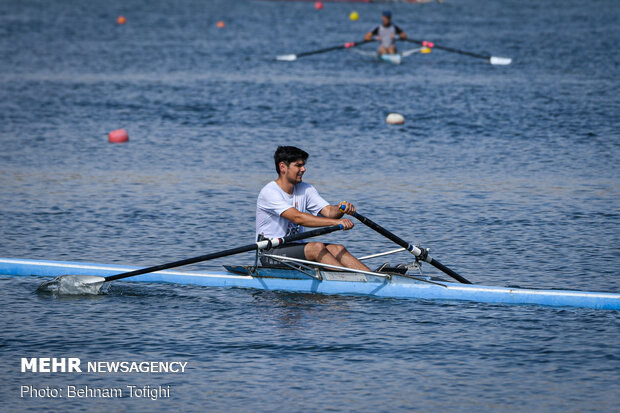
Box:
[349,210,472,284]
[104,245,254,282]
[297,45,345,58]
[104,225,343,282]
[351,212,411,251]
[428,258,469,284]
[297,40,370,58]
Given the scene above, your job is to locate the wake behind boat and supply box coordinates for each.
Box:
[1,257,618,310]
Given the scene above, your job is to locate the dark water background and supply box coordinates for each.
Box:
[1,0,619,411]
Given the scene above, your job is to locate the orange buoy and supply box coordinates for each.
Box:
[314,2,323,10]
[117,16,126,25]
[216,21,225,28]
[108,129,129,143]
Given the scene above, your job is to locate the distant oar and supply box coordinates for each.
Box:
[276,40,371,62]
[403,38,512,65]
[401,47,428,57]
[342,207,472,284]
[38,225,344,295]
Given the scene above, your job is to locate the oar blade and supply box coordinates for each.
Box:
[276,54,297,62]
[489,56,512,65]
[37,274,107,295]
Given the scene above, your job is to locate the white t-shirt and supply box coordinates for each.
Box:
[256,181,330,241]
[370,24,403,49]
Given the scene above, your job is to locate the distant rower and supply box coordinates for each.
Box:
[364,11,407,55]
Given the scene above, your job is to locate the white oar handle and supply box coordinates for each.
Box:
[256,224,344,250]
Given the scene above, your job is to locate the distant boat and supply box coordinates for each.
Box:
[349,46,429,64]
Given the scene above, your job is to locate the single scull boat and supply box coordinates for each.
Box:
[4,211,615,309]
[349,46,430,65]
[276,41,433,65]
[1,257,618,310]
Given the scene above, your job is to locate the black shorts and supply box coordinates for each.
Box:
[260,242,307,266]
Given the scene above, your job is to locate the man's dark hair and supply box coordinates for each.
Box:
[274,146,309,174]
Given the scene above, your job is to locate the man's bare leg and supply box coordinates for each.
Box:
[304,242,344,268]
[326,244,371,271]
[303,242,371,271]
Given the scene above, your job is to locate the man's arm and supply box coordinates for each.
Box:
[319,201,356,219]
[364,27,379,41]
[281,207,354,230]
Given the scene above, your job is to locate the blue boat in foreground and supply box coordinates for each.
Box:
[2,257,618,310]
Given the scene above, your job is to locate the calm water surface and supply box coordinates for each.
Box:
[1,0,619,411]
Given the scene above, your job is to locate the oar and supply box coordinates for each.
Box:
[38,225,344,294]
[276,40,371,62]
[341,206,472,284]
[403,38,511,65]
[401,46,428,57]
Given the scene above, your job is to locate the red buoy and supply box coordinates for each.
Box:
[315,2,323,10]
[108,129,129,143]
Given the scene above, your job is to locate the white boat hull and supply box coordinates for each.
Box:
[380,53,402,64]
[1,258,619,310]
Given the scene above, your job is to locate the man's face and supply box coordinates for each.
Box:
[281,159,306,184]
[382,15,390,26]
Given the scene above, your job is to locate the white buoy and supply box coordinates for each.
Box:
[386,113,405,125]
